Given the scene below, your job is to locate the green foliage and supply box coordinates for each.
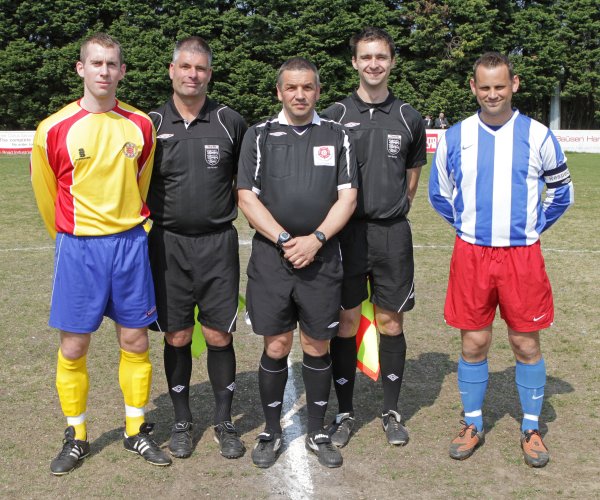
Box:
[0,39,47,129]
[556,0,600,128]
[0,0,597,128]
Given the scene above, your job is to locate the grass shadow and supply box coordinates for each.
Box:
[336,351,454,435]
[482,367,574,436]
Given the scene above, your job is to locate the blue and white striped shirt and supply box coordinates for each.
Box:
[429,110,574,247]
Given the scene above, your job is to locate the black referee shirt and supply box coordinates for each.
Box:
[237,111,358,237]
[321,91,427,220]
[147,98,247,235]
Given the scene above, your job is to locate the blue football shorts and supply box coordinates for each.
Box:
[49,225,158,333]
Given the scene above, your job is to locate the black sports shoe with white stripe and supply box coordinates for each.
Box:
[123,423,172,466]
[327,412,356,448]
[382,410,409,446]
[214,421,245,459]
[305,429,343,468]
[251,431,282,468]
[50,426,90,475]
[169,421,193,458]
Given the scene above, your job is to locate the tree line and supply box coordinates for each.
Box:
[1,0,598,130]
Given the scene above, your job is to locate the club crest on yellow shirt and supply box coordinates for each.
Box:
[123,142,138,159]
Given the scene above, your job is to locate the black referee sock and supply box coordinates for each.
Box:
[302,351,332,433]
[206,340,236,425]
[164,340,193,423]
[258,351,289,434]
[330,336,357,414]
[379,332,407,414]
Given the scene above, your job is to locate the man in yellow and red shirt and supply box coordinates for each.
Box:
[31,32,171,475]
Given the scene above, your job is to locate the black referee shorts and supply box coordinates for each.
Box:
[340,217,415,313]
[148,224,240,333]
[338,219,368,309]
[246,234,343,340]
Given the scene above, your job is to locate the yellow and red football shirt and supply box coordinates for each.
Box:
[31,100,156,239]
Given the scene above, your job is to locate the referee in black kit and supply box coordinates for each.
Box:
[237,57,358,469]
[147,36,247,460]
[321,27,427,449]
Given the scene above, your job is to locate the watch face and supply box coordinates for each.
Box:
[278,231,291,245]
[314,231,326,243]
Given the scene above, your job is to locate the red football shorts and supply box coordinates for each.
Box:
[444,236,554,332]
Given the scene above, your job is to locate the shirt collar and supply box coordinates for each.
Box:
[351,90,396,114]
[167,97,212,124]
[277,109,321,126]
[477,108,520,130]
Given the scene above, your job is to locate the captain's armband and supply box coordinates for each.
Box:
[543,163,571,189]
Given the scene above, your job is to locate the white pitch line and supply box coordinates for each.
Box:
[240,239,598,254]
[0,245,54,252]
[2,241,598,255]
[270,351,313,499]
[410,244,600,254]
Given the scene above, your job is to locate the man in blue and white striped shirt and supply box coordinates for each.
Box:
[429,52,574,468]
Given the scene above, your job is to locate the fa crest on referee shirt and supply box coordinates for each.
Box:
[387,134,402,155]
[205,144,220,167]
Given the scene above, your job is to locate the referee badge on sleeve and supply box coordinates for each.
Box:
[313,145,335,166]
[205,145,220,167]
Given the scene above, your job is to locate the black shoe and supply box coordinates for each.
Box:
[214,421,245,459]
[169,421,193,458]
[327,412,355,448]
[50,426,90,476]
[382,410,409,446]
[251,431,282,468]
[305,430,343,468]
[123,423,172,466]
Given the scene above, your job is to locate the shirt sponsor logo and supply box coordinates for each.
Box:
[205,144,220,167]
[387,134,402,155]
[314,145,335,166]
[123,142,138,159]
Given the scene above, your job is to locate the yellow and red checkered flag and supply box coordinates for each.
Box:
[191,295,246,358]
[356,292,380,381]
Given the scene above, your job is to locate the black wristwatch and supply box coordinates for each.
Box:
[313,230,327,245]
[276,231,291,248]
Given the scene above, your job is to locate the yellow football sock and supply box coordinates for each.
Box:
[56,348,88,440]
[72,422,87,441]
[119,348,152,436]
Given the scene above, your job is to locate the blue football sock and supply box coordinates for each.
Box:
[516,358,546,432]
[457,357,488,432]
